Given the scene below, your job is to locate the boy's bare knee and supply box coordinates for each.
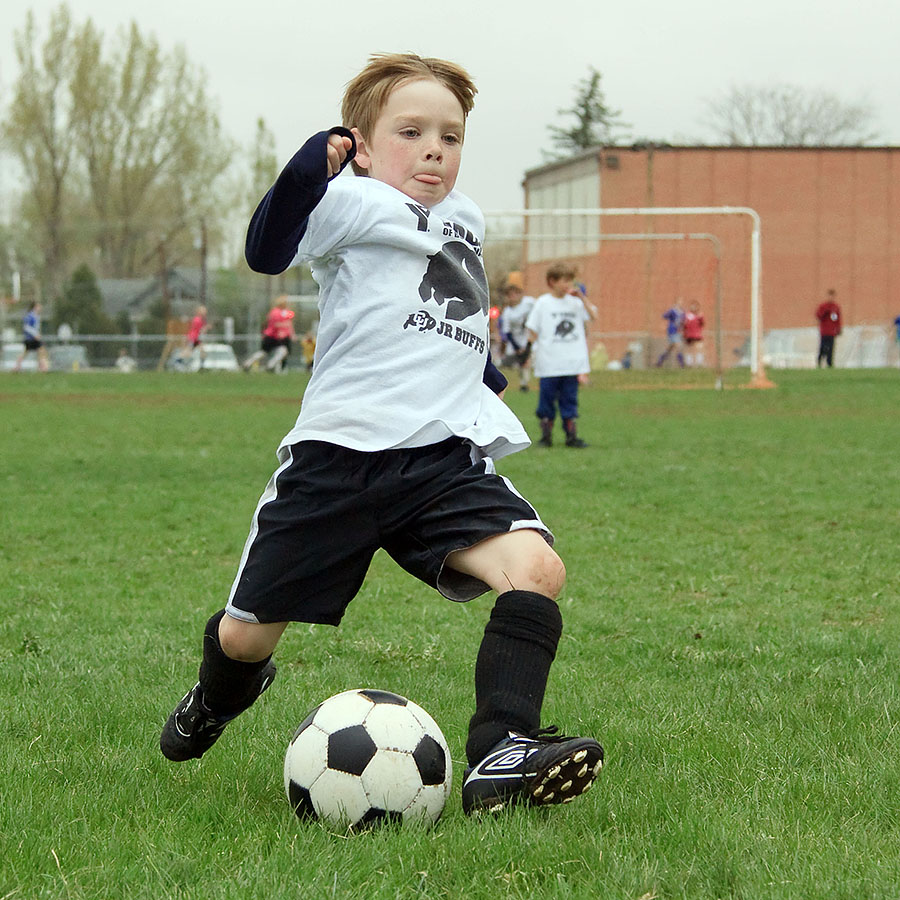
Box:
[218,614,286,662]
[533,549,566,599]
[447,529,568,599]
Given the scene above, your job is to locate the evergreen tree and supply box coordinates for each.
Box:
[546,67,628,158]
[55,264,115,334]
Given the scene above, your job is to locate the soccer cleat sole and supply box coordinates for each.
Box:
[464,742,604,814]
[529,747,604,805]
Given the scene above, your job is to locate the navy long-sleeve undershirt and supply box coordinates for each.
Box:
[244,128,507,394]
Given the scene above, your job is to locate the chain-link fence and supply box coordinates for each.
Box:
[0,332,318,372]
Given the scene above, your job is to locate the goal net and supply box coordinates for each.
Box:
[483,207,769,389]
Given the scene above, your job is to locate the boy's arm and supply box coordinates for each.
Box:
[483,353,508,395]
[245,127,356,275]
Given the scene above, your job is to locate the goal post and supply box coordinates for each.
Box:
[483,206,773,389]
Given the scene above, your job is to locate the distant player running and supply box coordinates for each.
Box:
[682,301,705,367]
[183,305,209,369]
[894,313,900,368]
[655,301,685,368]
[14,302,49,372]
[243,297,296,372]
[498,272,535,392]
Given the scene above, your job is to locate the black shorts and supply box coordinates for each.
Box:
[261,336,292,353]
[24,338,42,351]
[226,438,551,625]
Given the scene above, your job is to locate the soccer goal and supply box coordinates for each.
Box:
[483,206,772,389]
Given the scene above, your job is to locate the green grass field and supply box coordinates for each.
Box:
[2,369,899,899]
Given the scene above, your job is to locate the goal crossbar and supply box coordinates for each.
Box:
[485,206,768,384]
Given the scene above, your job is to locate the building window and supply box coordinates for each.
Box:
[525,160,601,262]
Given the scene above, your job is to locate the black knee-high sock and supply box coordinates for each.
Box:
[198,610,272,717]
[466,590,563,766]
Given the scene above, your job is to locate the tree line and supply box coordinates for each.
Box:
[1,6,881,330]
[1,5,280,324]
[546,68,879,158]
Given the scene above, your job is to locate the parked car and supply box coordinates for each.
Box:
[2,342,91,372]
[50,344,89,371]
[166,342,239,372]
[1,343,36,371]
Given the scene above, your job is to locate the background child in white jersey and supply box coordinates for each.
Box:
[526,263,597,448]
[160,53,603,816]
[498,271,535,392]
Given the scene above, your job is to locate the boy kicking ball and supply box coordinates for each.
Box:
[160,53,603,815]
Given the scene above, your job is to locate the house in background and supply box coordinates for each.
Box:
[518,145,900,368]
[98,267,209,327]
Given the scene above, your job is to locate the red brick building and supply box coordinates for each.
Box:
[516,145,900,368]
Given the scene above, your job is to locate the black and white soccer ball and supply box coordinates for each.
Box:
[284,688,452,829]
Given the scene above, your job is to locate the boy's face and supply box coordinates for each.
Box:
[548,277,574,298]
[352,78,465,208]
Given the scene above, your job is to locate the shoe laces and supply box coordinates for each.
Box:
[179,689,225,730]
[522,725,571,744]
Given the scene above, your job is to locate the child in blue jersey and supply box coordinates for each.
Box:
[655,301,685,368]
[160,53,603,816]
[15,302,50,372]
[893,314,900,367]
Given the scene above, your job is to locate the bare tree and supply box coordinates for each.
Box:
[69,20,231,276]
[3,4,233,293]
[705,83,879,146]
[4,7,81,299]
[249,117,278,208]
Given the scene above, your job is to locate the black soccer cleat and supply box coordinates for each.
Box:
[565,436,589,448]
[461,727,603,815]
[159,661,276,761]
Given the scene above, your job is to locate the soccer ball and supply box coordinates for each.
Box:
[284,688,452,829]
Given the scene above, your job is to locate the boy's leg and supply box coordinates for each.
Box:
[559,377,587,448]
[445,531,603,813]
[536,378,557,446]
[266,345,288,371]
[466,588,562,760]
[160,611,285,761]
[448,531,563,760]
[243,349,266,370]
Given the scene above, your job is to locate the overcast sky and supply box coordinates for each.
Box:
[1,0,896,211]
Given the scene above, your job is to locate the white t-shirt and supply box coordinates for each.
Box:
[499,297,536,351]
[278,176,529,460]
[525,292,591,377]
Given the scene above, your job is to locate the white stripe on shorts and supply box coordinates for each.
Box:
[477,446,554,544]
[225,447,296,623]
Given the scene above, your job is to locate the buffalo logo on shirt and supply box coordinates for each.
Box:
[554,318,576,338]
[418,241,489,322]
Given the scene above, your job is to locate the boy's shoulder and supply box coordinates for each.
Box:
[321,177,483,232]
